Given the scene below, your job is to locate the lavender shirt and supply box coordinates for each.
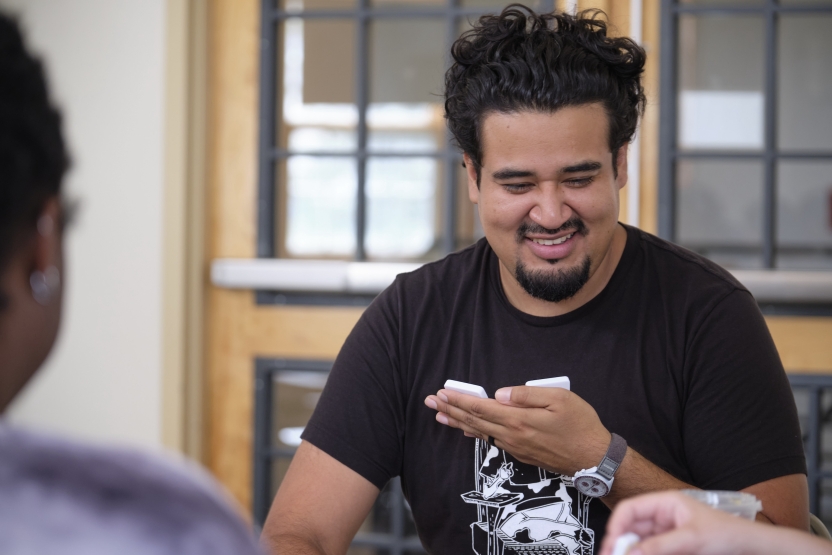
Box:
[0,424,262,554]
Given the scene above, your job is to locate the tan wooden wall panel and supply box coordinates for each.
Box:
[765,317,832,374]
[205,0,260,510]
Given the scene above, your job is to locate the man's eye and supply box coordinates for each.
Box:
[566,177,594,187]
[502,183,532,192]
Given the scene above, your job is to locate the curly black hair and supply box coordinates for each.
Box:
[445,4,645,182]
[0,13,69,281]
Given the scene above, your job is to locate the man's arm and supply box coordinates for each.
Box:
[742,473,808,528]
[425,386,808,528]
[261,441,380,555]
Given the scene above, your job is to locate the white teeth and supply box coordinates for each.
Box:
[532,233,574,246]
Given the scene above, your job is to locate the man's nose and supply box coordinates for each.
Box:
[528,183,572,230]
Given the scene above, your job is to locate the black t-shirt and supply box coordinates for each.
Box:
[303,224,806,555]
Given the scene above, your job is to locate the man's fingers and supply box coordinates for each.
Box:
[495,385,570,408]
[435,411,489,442]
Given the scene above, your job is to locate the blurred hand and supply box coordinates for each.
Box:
[424,385,610,475]
[600,491,830,555]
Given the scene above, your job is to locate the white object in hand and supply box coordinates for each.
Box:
[443,379,488,399]
[611,532,640,555]
[525,376,570,390]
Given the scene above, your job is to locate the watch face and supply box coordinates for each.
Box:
[574,475,609,497]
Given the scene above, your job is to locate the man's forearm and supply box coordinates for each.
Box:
[602,447,693,509]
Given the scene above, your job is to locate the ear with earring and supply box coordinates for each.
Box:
[30,266,60,305]
[29,214,61,306]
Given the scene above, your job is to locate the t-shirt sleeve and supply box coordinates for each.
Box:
[682,288,806,490]
[301,282,405,490]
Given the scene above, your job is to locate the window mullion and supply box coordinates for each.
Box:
[763,0,778,268]
[658,0,677,241]
[356,2,370,261]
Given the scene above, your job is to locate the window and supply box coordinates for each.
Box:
[659,0,832,269]
[257,0,557,264]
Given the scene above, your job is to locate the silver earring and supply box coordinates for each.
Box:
[30,266,60,305]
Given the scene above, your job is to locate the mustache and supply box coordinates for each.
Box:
[516,217,588,242]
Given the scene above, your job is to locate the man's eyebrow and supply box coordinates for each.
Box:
[561,161,602,174]
[492,168,535,180]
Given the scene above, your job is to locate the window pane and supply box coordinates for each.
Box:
[370,0,443,8]
[456,162,484,250]
[366,157,440,259]
[368,19,446,153]
[369,18,446,104]
[269,370,328,497]
[278,19,357,153]
[280,156,357,257]
[776,161,832,269]
[462,0,538,8]
[677,15,765,150]
[778,15,832,152]
[676,159,764,269]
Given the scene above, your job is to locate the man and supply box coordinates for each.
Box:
[263,6,807,555]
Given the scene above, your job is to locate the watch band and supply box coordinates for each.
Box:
[596,433,627,480]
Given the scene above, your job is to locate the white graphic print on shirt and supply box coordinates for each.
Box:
[461,439,595,555]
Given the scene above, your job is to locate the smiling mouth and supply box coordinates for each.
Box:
[530,233,575,246]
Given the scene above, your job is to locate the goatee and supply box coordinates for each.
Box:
[513,217,591,303]
[515,255,592,303]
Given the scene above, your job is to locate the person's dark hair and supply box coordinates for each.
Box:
[444,4,645,182]
[0,14,69,306]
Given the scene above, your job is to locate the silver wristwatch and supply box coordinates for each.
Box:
[573,433,627,498]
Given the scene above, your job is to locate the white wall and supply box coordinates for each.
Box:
[1,0,167,449]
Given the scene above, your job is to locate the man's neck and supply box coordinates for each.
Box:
[498,224,628,318]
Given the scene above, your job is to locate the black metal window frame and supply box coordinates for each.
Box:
[253,358,426,553]
[789,374,832,517]
[256,0,556,269]
[658,0,832,269]
[252,359,832,542]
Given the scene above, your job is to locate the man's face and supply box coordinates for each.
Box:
[466,103,627,304]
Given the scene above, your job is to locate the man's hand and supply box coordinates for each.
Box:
[599,491,827,555]
[424,385,610,475]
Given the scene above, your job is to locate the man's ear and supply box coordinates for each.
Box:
[463,153,480,204]
[615,144,629,191]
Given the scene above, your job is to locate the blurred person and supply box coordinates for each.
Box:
[600,491,831,555]
[0,13,261,555]
[264,5,807,554]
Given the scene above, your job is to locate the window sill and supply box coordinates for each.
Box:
[211,259,832,303]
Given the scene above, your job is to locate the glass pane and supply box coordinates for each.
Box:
[776,161,832,269]
[456,162,484,250]
[280,156,357,257]
[366,157,440,259]
[676,159,764,269]
[269,369,328,497]
[278,19,357,153]
[778,15,832,152]
[369,19,445,105]
[280,0,356,11]
[368,19,447,153]
[462,0,539,8]
[370,0,443,8]
[677,15,765,150]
